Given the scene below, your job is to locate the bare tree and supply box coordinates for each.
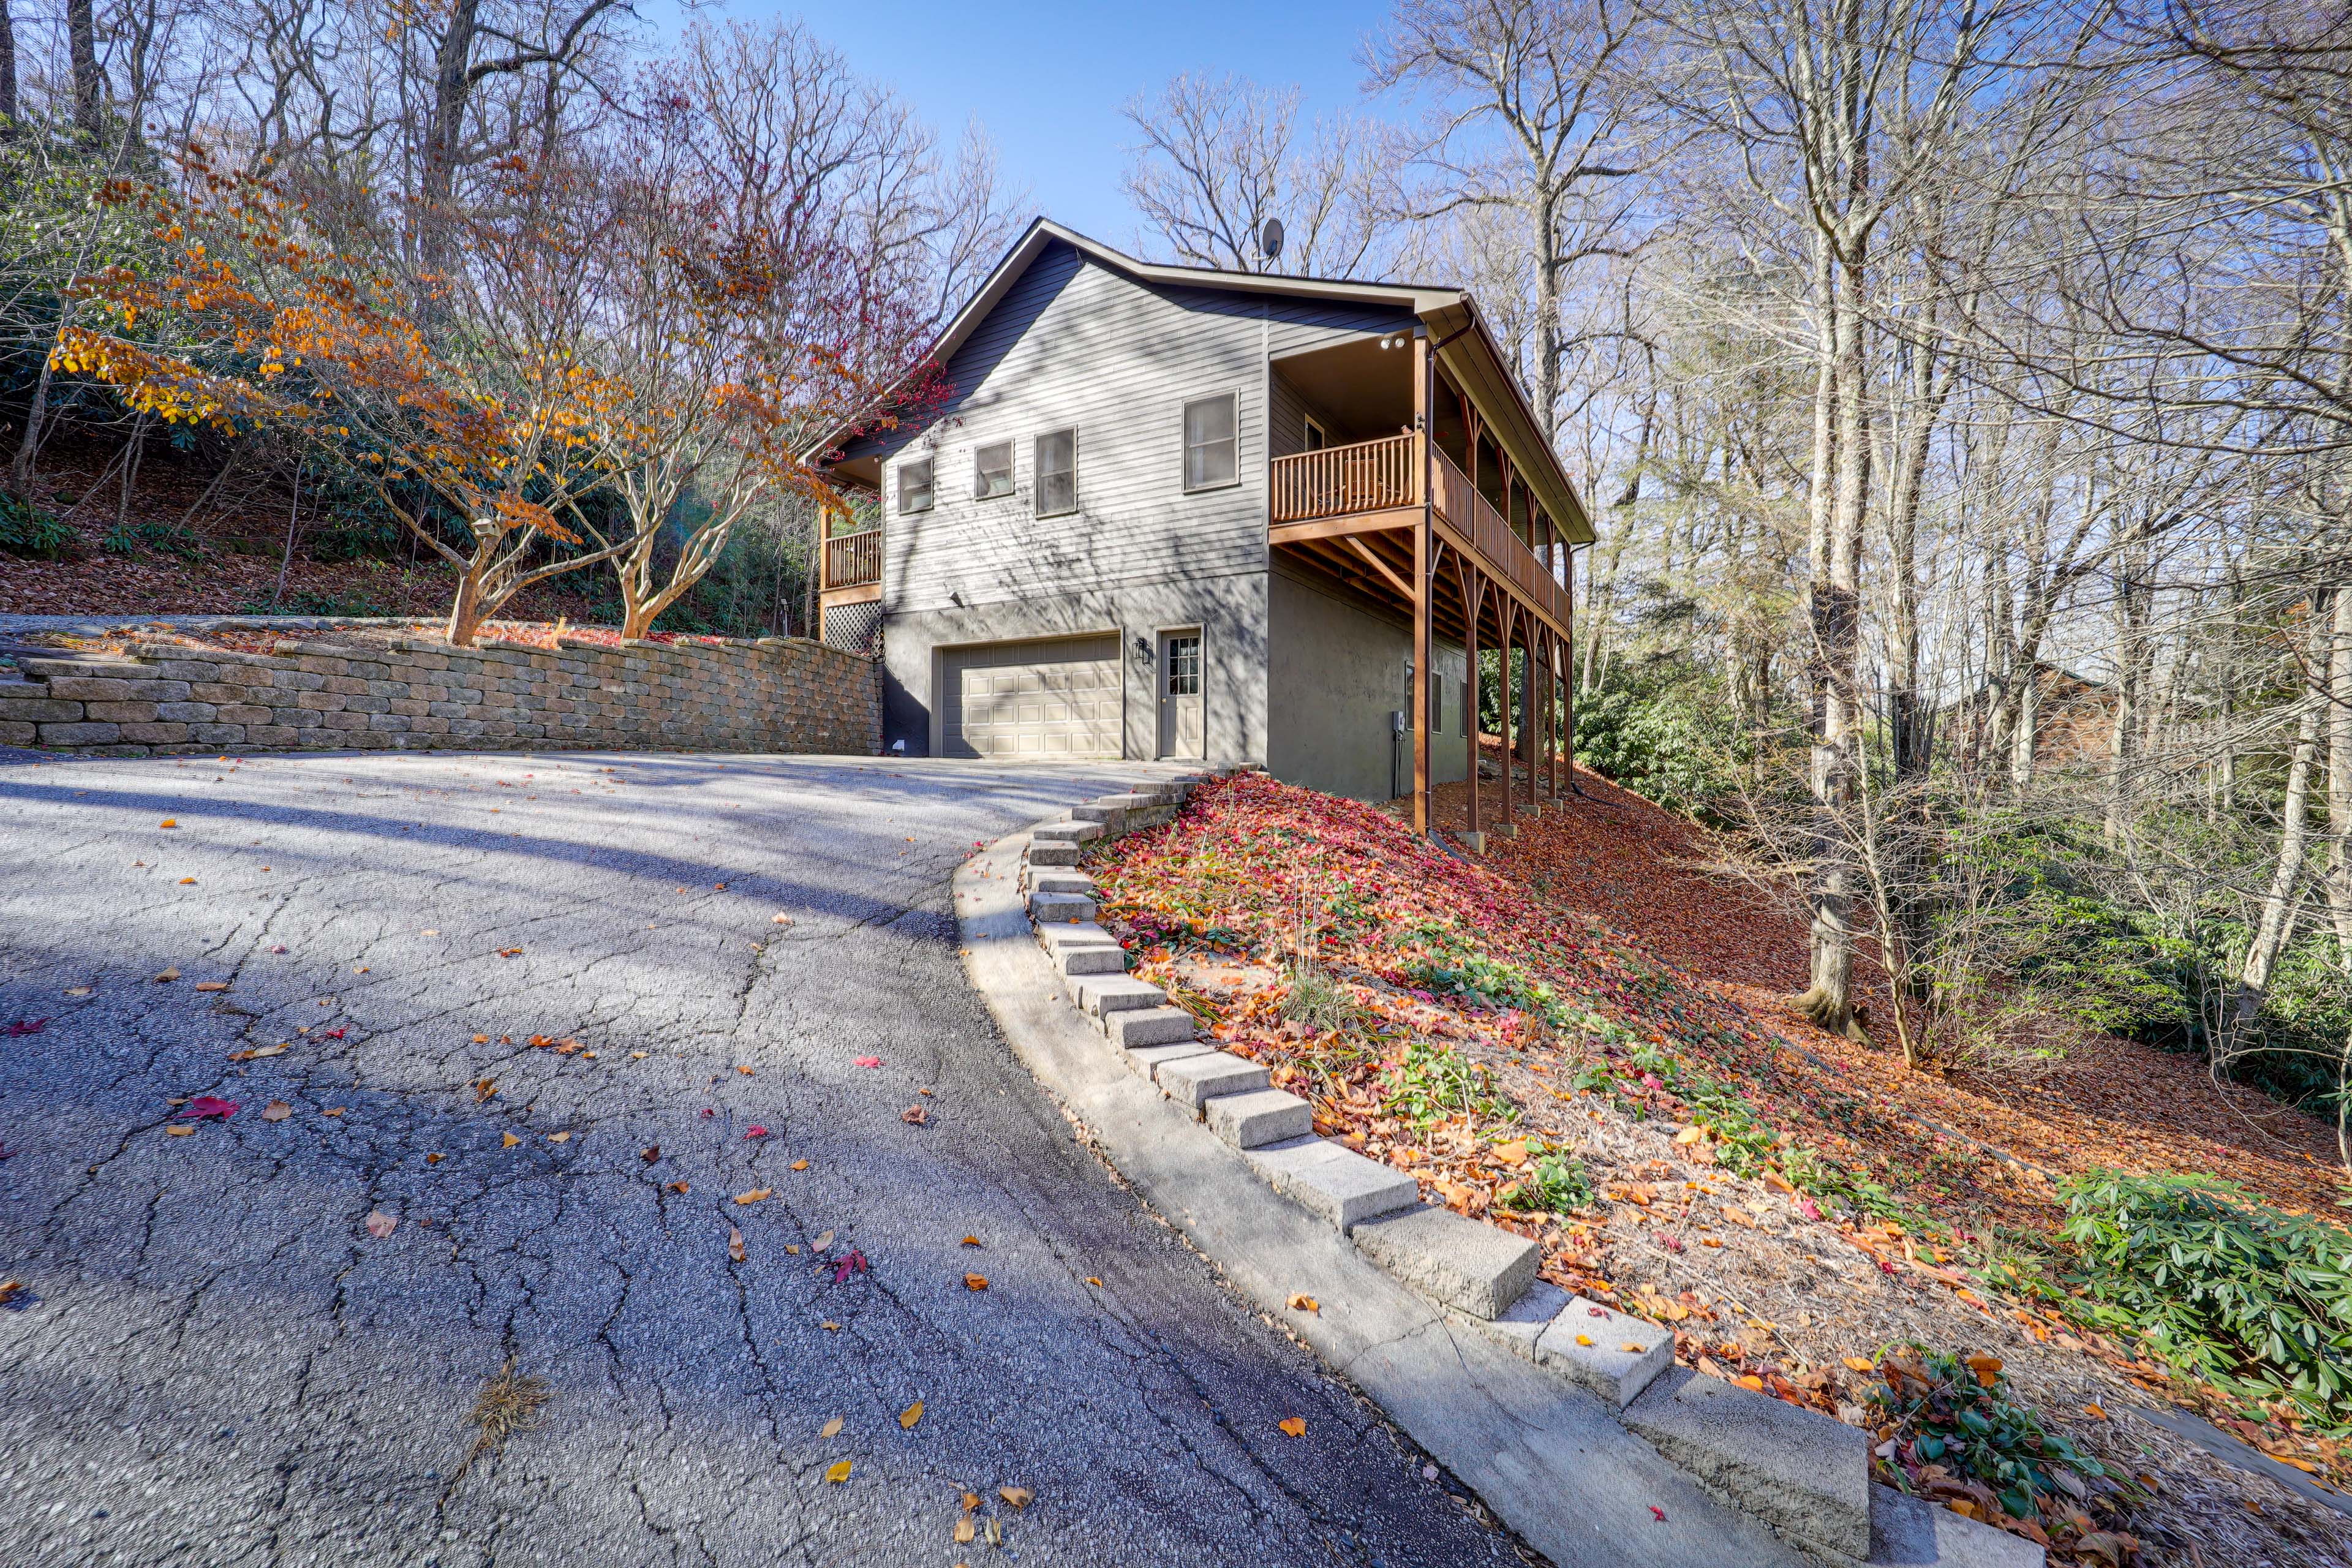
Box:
[1121,72,1393,277]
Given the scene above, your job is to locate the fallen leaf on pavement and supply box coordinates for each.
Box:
[853,1056,882,1068]
[791,1159,810,1171]
[824,1460,851,1483]
[954,1518,976,1544]
[7,1018,48,1036]
[1278,1417,1306,1438]
[365,1210,398,1238]
[547,1131,570,1144]
[831,1250,868,1283]
[902,1106,927,1125]
[473,1079,496,1102]
[178,878,196,885]
[737,1065,755,1076]
[159,819,177,828]
[1649,1506,1668,1523]
[999,1487,1031,1509]
[821,1417,843,1438]
[154,968,180,983]
[734,1189,772,1205]
[194,981,228,993]
[1084,1276,1102,1287]
[772,913,793,925]
[964,1273,989,1291]
[813,1229,834,1252]
[961,1235,982,1247]
[503,1133,521,1148]
[497,948,522,959]
[167,1125,195,1136]
[65,987,91,997]
[474,1035,489,1043]
[899,1400,923,1430]
[262,1101,292,1121]
[746,1126,769,1139]
[728,1227,745,1262]
[426,1153,443,1164]
[1287,1293,1319,1313]
[1576,1335,1594,1346]
[181,1096,239,1120]
[822,1320,839,1330]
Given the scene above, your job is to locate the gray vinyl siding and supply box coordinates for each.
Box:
[1267,562,1468,802]
[842,241,1414,619]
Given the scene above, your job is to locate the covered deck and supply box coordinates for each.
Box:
[1268,326,1586,844]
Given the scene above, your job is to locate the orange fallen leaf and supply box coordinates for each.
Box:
[998,1486,1031,1509]
[821,1417,843,1438]
[822,1321,839,1330]
[194,981,228,992]
[1085,1276,1103,1286]
[159,819,177,828]
[1735,1375,1765,1391]
[791,1159,810,1171]
[954,1518,976,1544]
[502,1132,521,1148]
[960,1493,980,1513]
[1286,1293,1320,1313]
[899,1400,923,1430]
[154,968,180,983]
[426,1152,443,1165]
[1575,1334,1594,1346]
[1623,1342,1646,1354]
[1491,1139,1529,1167]
[961,1235,983,1248]
[824,1460,852,1483]
[166,1124,196,1137]
[1965,1355,2002,1388]
[666,1180,689,1193]
[179,878,196,885]
[2083,1403,2107,1420]
[1844,1357,1877,1374]
[734,1188,772,1205]
[964,1273,989,1291]
[473,1035,489,1043]
[1278,1417,1306,1438]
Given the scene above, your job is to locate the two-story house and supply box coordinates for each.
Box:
[809,220,1591,842]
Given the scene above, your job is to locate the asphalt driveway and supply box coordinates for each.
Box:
[0,749,1520,1568]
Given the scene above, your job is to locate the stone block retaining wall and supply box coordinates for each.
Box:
[0,633,880,758]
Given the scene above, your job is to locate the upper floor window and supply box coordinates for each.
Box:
[1303,414,1329,451]
[897,456,934,514]
[974,440,1015,500]
[1035,429,1077,516]
[1183,394,1238,492]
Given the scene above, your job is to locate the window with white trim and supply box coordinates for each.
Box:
[973,440,1014,500]
[1035,428,1076,516]
[1183,394,1238,492]
[897,456,934,514]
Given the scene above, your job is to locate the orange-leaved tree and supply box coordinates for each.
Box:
[55,149,635,646]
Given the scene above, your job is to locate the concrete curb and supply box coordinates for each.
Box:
[959,772,2046,1568]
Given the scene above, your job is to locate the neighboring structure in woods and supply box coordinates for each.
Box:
[809,219,1592,837]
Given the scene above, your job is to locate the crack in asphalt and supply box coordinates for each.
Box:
[0,750,1525,1568]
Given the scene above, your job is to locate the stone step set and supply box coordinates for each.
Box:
[1017,771,2041,1568]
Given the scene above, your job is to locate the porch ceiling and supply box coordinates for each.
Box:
[1272,338,1415,439]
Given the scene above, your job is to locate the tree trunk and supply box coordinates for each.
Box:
[2324,584,2352,968]
[2234,695,2322,1038]
[0,1,21,130]
[67,0,100,136]
[420,0,481,280]
[445,568,488,647]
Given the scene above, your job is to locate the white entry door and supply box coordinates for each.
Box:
[1156,629,1205,760]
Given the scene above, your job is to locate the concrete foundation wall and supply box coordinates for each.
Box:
[1266,565,1468,803]
[881,573,1267,764]
[3,634,880,758]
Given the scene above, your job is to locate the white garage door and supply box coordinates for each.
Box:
[942,635,1122,759]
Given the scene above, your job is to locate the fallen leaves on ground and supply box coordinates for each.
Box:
[1278,1417,1306,1437]
[998,1487,1031,1509]
[1287,1293,1319,1313]
[364,1210,397,1238]
[902,1106,928,1125]
[899,1400,923,1430]
[821,1416,843,1438]
[734,1188,772,1205]
[262,1100,292,1121]
[153,968,179,983]
[179,1096,238,1120]
[853,1056,883,1068]
[6,1019,47,1036]
[963,1273,989,1291]
[728,1227,745,1262]
[824,1460,852,1483]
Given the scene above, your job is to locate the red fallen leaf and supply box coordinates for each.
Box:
[322,1028,346,1040]
[1798,1196,1823,1221]
[1649,1506,1667,1523]
[744,1125,771,1139]
[180,1096,239,1120]
[6,1019,48,1036]
[853,1057,883,1068]
[830,1248,869,1284]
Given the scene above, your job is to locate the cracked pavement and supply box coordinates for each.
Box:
[0,748,1521,1567]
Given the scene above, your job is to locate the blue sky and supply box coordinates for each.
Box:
[780,1,1398,246]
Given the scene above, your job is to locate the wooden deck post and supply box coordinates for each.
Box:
[1463,566,1483,845]
[1498,601,1515,834]
[1412,331,1432,836]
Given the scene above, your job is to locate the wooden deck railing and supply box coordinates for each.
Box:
[1430,450,1570,625]
[1270,433,1417,522]
[823,529,882,592]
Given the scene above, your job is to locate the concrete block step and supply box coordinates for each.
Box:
[1037,921,1118,950]
[1054,944,1127,977]
[1153,1051,1268,1110]
[1536,1296,1676,1408]
[1025,840,1083,867]
[1026,869,1095,897]
[1028,891,1096,924]
[1124,1039,1216,1079]
[1622,1366,1872,1562]
[1862,1485,2045,1568]
[1031,820,1104,845]
[1072,974,1167,1019]
[1205,1088,1312,1148]
[1243,1137,1422,1230]
[1104,1005,1194,1047]
[1352,1205,1539,1320]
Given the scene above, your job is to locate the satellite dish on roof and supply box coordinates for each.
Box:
[1259,217,1284,264]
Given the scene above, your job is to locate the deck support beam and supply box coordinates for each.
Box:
[1411,331,1433,837]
